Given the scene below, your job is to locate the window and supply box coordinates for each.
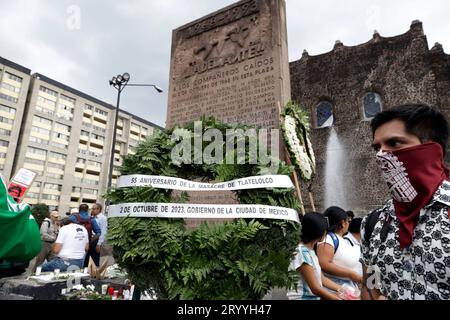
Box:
[0,152,6,159]
[26,193,40,199]
[55,113,73,121]
[33,115,52,126]
[41,194,60,201]
[37,96,57,107]
[363,92,383,120]
[0,93,18,103]
[39,86,57,97]
[0,116,12,127]
[51,141,68,150]
[29,136,49,145]
[5,72,22,83]
[31,126,51,136]
[1,83,20,93]
[60,94,75,105]
[48,151,67,160]
[44,183,62,191]
[36,106,54,116]
[94,108,108,116]
[47,162,65,170]
[58,103,74,114]
[84,188,98,195]
[72,187,82,193]
[315,101,334,128]
[84,104,93,111]
[54,122,71,133]
[53,132,70,142]
[46,173,64,180]
[0,104,16,114]
[87,160,101,167]
[33,181,42,188]
[25,157,45,166]
[92,125,106,133]
[76,158,86,164]
[92,134,105,141]
[81,130,89,137]
[27,146,47,156]
[0,128,11,136]
[0,140,9,147]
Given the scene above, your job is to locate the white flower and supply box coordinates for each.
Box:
[283,115,314,181]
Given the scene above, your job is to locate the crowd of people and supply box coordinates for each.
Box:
[288,104,450,300]
[1,104,450,300]
[33,203,108,273]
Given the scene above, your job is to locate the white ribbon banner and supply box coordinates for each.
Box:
[117,175,294,191]
[108,203,300,224]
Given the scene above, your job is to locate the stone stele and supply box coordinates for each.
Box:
[166,0,291,130]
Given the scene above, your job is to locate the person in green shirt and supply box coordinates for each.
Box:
[0,174,41,278]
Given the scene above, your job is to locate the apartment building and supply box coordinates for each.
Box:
[0,57,31,180]
[11,72,162,214]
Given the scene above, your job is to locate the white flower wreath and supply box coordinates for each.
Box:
[282,105,316,181]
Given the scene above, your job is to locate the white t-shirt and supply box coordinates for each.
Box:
[322,233,362,278]
[287,244,322,300]
[55,223,89,260]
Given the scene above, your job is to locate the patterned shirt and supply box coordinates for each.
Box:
[361,180,450,300]
[287,244,322,300]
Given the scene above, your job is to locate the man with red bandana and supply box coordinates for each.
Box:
[361,105,450,300]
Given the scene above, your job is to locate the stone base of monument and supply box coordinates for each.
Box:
[0,275,128,300]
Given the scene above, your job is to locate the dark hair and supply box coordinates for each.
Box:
[348,218,362,234]
[8,186,22,194]
[300,212,328,243]
[346,211,355,220]
[61,217,72,225]
[79,203,89,212]
[371,104,449,156]
[324,206,348,233]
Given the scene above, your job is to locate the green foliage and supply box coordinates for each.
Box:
[31,203,49,227]
[106,117,301,300]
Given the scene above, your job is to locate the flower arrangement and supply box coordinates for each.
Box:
[281,102,316,182]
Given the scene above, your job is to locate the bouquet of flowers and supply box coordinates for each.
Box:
[281,102,316,182]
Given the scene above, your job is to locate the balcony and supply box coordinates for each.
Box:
[71,192,81,198]
[82,193,97,200]
[75,162,85,170]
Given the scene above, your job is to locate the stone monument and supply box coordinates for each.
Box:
[167,0,291,130]
[167,0,291,229]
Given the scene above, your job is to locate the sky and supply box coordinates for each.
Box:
[0,0,449,128]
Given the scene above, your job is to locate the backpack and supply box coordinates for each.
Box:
[327,232,339,254]
[42,218,51,229]
[314,232,340,254]
[75,214,93,240]
[363,209,392,245]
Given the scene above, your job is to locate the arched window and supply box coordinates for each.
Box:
[316,101,334,128]
[363,92,383,120]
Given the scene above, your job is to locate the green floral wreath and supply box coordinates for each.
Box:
[281,102,316,182]
[106,117,301,300]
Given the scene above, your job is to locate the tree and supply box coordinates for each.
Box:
[31,203,49,227]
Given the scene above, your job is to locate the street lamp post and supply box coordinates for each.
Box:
[107,73,163,192]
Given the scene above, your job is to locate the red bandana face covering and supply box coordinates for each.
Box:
[376,142,449,248]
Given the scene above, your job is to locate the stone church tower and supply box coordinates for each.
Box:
[289,20,450,215]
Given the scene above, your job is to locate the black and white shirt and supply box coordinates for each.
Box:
[361,180,450,300]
